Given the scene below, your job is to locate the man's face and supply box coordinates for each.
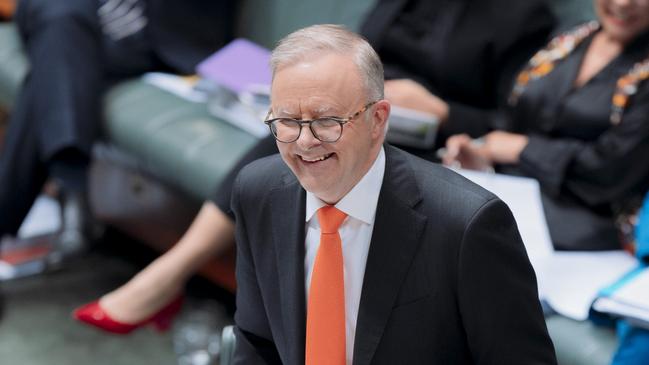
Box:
[271,53,388,204]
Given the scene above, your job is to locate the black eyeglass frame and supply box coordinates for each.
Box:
[263,101,379,143]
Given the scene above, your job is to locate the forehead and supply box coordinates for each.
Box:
[270,53,365,115]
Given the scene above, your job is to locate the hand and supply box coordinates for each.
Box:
[442,134,492,171]
[384,79,449,121]
[442,131,529,170]
[481,131,529,164]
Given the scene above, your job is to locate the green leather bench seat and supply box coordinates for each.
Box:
[103,81,257,199]
[0,22,26,108]
[546,315,618,365]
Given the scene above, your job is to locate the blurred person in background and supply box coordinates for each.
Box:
[0,0,235,261]
[364,0,556,157]
[442,0,649,250]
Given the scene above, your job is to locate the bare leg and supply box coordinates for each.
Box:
[99,201,234,323]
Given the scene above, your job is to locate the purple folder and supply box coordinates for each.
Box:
[196,38,271,94]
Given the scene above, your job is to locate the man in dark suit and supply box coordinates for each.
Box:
[232,24,556,364]
[0,0,234,257]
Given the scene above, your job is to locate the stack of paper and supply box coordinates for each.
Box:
[592,266,649,329]
[537,251,638,320]
[196,38,272,138]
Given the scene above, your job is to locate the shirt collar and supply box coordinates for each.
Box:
[306,146,386,225]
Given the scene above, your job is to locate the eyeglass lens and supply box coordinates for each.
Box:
[272,118,342,142]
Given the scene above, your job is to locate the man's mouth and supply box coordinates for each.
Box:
[299,153,334,163]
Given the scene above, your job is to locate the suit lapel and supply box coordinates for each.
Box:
[353,146,428,365]
[270,172,307,365]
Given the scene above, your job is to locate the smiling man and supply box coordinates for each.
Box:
[231,24,556,365]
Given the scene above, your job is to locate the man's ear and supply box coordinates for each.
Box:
[371,99,391,138]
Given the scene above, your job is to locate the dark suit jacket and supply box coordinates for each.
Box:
[231,145,556,364]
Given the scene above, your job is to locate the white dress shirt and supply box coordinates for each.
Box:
[304,147,386,365]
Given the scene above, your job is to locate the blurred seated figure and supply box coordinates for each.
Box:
[74,135,277,333]
[364,0,556,156]
[0,0,234,261]
[610,193,649,365]
[73,0,556,332]
[443,0,649,250]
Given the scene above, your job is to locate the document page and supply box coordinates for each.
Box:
[593,267,649,327]
[538,251,638,320]
[613,268,649,308]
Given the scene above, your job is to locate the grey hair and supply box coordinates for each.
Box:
[270,24,384,102]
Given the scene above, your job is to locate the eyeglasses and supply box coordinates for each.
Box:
[264,101,378,143]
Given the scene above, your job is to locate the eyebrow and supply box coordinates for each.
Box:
[274,105,342,118]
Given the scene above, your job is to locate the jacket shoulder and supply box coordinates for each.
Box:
[236,153,289,191]
[405,150,495,201]
[387,147,501,223]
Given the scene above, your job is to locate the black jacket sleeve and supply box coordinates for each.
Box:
[518,86,649,207]
[458,198,557,364]
[231,171,282,365]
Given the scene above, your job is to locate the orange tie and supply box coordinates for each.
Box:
[306,205,348,365]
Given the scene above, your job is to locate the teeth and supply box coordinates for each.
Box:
[301,154,330,162]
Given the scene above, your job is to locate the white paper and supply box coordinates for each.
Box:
[537,251,638,320]
[456,169,554,270]
[208,101,270,138]
[592,267,649,327]
[17,195,61,238]
[612,268,649,307]
[594,297,649,327]
[142,72,207,103]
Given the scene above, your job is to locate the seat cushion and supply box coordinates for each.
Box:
[0,22,27,107]
[103,80,258,199]
[546,315,617,365]
[0,22,258,200]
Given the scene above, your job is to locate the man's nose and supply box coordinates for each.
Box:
[295,124,322,149]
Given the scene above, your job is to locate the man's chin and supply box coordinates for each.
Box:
[301,181,339,203]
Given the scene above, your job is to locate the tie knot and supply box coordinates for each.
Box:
[317,206,347,234]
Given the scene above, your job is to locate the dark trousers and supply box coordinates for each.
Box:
[0,0,166,236]
[211,135,278,219]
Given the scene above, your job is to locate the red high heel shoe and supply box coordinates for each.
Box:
[72,295,183,334]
